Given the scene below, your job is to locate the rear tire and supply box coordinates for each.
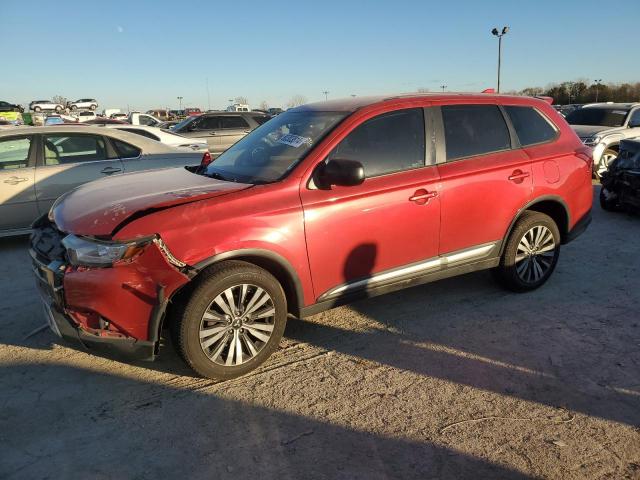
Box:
[55,106,62,113]
[494,211,560,292]
[173,261,287,380]
[90,104,96,110]
[34,106,41,112]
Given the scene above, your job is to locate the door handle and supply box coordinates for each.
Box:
[409,189,438,204]
[100,167,122,175]
[508,170,530,183]
[3,176,29,185]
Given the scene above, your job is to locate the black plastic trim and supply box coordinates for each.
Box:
[193,248,305,316]
[500,195,571,255]
[300,257,500,318]
[563,210,591,244]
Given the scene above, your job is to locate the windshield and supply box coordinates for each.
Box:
[204,110,346,184]
[566,107,629,127]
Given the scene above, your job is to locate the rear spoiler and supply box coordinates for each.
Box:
[535,96,554,105]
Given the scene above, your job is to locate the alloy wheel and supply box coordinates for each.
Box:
[596,152,617,178]
[199,283,275,366]
[515,225,556,284]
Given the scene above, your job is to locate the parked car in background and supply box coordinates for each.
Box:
[30,93,593,379]
[600,139,640,212]
[44,116,65,126]
[84,117,127,125]
[171,111,269,154]
[226,103,250,112]
[30,100,64,113]
[129,112,161,126]
[157,120,180,130]
[103,108,122,118]
[103,124,209,151]
[268,107,283,116]
[110,113,128,120]
[0,125,207,237]
[184,108,202,116]
[75,111,97,122]
[169,110,185,119]
[566,103,640,178]
[67,99,98,111]
[0,101,24,113]
[147,109,170,121]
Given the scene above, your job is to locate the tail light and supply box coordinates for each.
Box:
[200,151,212,168]
[575,146,594,170]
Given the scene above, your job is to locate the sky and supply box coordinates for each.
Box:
[2,0,639,112]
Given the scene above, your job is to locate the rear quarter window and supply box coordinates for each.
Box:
[505,106,558,146]
[112,139,142,158]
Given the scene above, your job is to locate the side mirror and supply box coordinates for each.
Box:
[315,159,365,189]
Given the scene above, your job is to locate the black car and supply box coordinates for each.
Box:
[0,100,24,113]
[600,139,640,212]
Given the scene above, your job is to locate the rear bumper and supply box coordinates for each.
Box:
[30,249,157,361]
[564,210,592,244]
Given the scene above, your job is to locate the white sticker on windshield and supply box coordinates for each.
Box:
[277,133,312,148]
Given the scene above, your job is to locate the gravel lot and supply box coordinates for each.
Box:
[0,186,639,479]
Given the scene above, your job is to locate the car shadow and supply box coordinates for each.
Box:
[0,362,534,480]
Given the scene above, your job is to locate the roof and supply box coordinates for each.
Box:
[582,102,640,109]
[293,92,544,112]
[0,125,184,153]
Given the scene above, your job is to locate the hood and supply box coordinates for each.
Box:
[52,167,250,237]
[571,124,623,138]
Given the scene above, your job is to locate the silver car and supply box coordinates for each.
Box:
[0,125,205,237]
[171,111,270,155]
[567,102,640,178]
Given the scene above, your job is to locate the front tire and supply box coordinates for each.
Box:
[55,106,62,113]
[90,104,96,111]
[33,106,41,112]
[494,211,560,292]
[174,261,287,380]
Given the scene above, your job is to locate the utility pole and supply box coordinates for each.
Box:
[322,90,329,101]
[594,79,602,102]
[206,78,211,111]
[491,26,509,93]
[440,85,447,92]
[177,96,183,110]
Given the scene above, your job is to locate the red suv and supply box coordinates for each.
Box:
[30,93,593,379]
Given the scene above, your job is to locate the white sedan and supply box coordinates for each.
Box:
[103,124,209,152]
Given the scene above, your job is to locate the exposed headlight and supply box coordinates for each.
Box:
[583,135,602,146]
[62,234,151,267]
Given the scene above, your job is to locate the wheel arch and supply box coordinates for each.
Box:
[189,249,304,317]
[501,196,571,254]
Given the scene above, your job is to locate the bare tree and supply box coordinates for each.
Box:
[52,95,68,107]
[287,95,307,108]
[259,101,269,111]
[235,96,248,105]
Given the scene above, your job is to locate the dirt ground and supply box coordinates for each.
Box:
[0,186,639,479]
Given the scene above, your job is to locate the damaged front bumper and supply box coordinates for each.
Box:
[29,223,190,361]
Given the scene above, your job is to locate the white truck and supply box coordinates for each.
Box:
[128,112,162,127]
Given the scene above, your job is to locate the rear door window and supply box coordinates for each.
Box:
[505,106,557,146]
[43,134,109,165]
[441,105,511,161]
[328,108,425,177]
[194,116,220,130]
[0,136,32,169]
[221,116,250,129]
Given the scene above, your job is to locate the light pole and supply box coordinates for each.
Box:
[594,79,602,102]
[567,82,574,104]
[177,96,183,110]
[322,90,329,101]
[440,85,447,92]
[491,26,509,93]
